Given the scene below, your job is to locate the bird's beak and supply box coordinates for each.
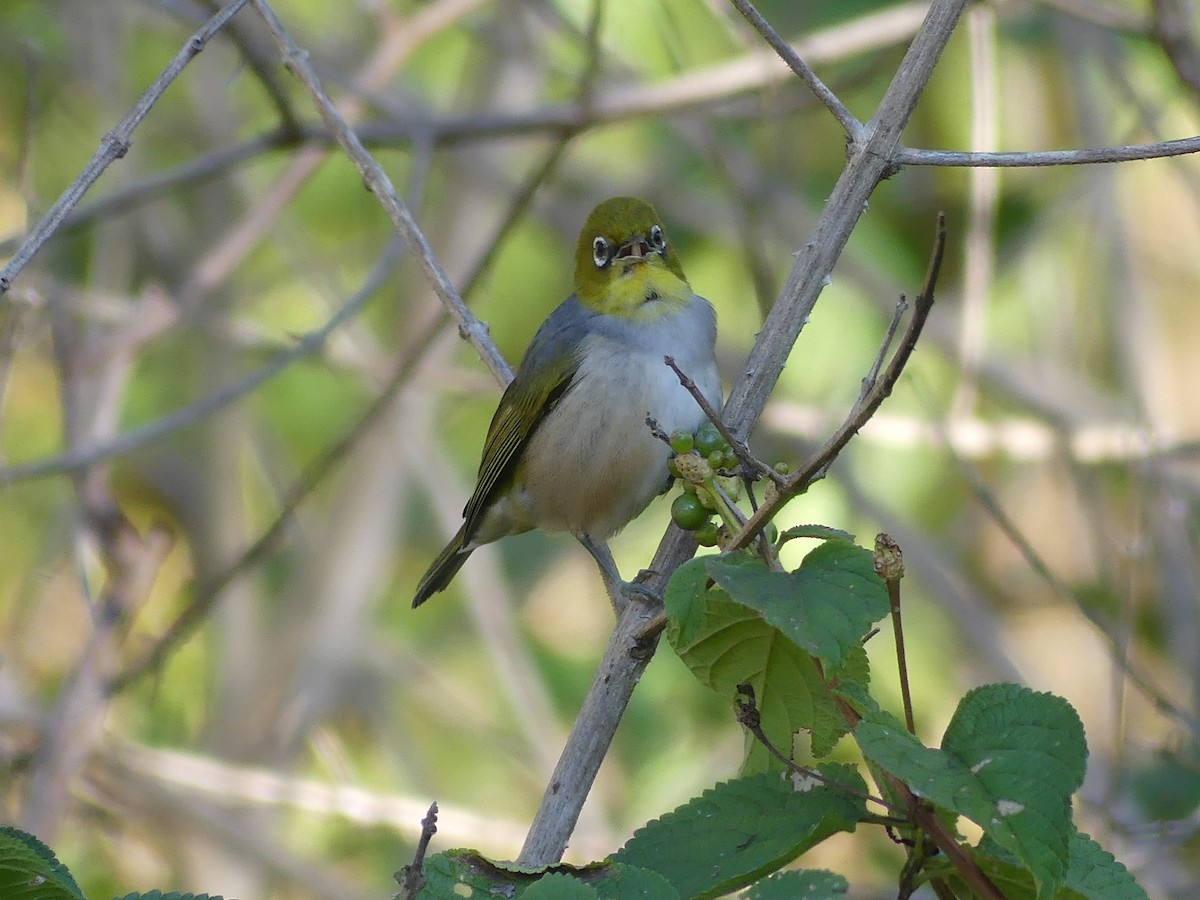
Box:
[614,237,653,267]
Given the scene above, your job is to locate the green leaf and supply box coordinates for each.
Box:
[1060,831,1147,899]
[590,864,679,899]
[663,555,714,647]
[414,852,672,900]
[0,827,85,900]
[826,640,875,715]
[664,575,848,771]
[704,543,888,670]
[520,873,598,899]
[856,685,1087,899]
[776,524,856,547]
[934,830,1147,899]
[612,765,865,899]
[744,869,849,899]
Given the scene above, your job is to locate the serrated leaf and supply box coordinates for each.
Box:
[590,863,678,899]
[777,525,856,547]
[663,556,713,647]
[415,851,657,900]
[520,873,598,899]
[744,868,849,899]
[704,543,888,670]
[612,765,865,899]
[1060,831,1146,899]
[856,684,1088,899]
[934,830,1147,900]
[0,826,85,900]
[664,581,848,771]
[826,640,875,715]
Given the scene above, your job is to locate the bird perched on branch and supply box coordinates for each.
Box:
[413,196,721,608]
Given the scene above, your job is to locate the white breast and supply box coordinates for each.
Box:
[513,296,720,538]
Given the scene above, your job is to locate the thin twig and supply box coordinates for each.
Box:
[873,534,915,735]
[858,296,908,406]
[663,355,786,486]
[396,802,439,899]
[727,0,863,139]
[0,0,251,299]
[0,241,404,485]
[251,0,512,385]
[950,443,1200,743]
[733,683,900,813]
[897,134,1200,166]
[106,241,409,691]
[725,213,947,555]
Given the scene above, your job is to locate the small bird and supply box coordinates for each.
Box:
[413,197,721,608]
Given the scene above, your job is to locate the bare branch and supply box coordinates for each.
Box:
[0,0,251,300]
[0,241,403,485]
[250,0,512,385]
[897,134,1200,166]
[727,0,863,138]
[517,0,969,863]
[725,214,946,554]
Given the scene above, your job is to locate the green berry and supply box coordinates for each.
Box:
[694,422,725,458]
[667,456,681,479]
[773,461,791,476]
[695,520,720,547]
[764,522,779,544]
[671,493,709,531]
[669,429,694,455]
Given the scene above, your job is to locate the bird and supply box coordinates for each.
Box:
[412,196,721,608]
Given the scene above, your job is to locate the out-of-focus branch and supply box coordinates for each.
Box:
[250,0,512,385]
[0,243,400,485]
[1153,0,1200,98]
[0,0,250,300]
[23,507,173,840]
[0,2,931,258]
[728,0,863,138]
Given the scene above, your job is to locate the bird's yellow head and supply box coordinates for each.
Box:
[573,197,691,319]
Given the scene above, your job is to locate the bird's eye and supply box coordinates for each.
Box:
[649,224,666,251]
[592,236,610,268]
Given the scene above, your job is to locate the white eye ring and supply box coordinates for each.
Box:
[649,224,665,250]
[592,236,609,268]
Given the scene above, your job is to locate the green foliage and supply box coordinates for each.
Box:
[776,524,857,547]
[413,852,675,899]
[931,831,1148,899]
[1130,746,1200,821]
[665,556,852,769]
[856,685,1088,898]
[664,545,886,770]
[743,869,849,899]
[0,827,85,900]
[705,544,889,670]
[613,765,865,899]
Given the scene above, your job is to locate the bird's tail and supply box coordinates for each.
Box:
[412,523,474,608]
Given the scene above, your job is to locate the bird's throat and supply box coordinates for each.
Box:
[595,263,691,320]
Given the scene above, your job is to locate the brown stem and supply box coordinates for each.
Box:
[875,534,916,734]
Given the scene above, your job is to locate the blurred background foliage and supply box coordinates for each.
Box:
[1,0,1199,897]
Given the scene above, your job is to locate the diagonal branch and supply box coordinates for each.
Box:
[517,0,970,865]
[249,0,511,385]
[724,213,945,554]
[0,0,251,300]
